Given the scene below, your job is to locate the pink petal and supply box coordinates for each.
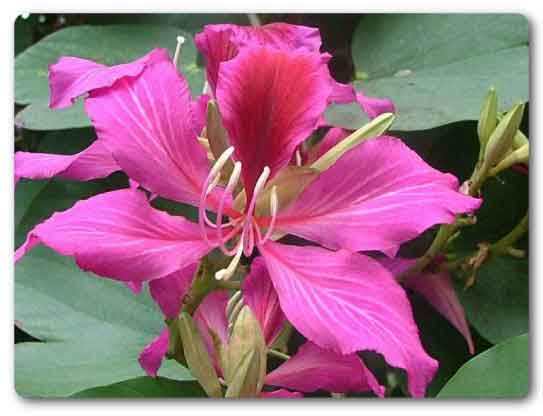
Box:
[149,263,198,319]
[216,46,331,199]
[193,290,230,374]
[356,91,396,119]
[242,257,286,346]
[49,49,170,109]
[260,389,303,398]
[304,127,350,164]
[85,54,217,207]
[15,189,213,282]
[138,327,169,378]
[382,258,475,355]
[266,341,385,396]
[191,94,211,136]
[276,136,482,256]
[195,23,321,93]
[14,140,119,185]
[259,241,438,397]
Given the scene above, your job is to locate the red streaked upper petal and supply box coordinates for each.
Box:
[191,93,211,136]
[195,23,322,94]
[216,46,331,199]
[49,49,170,109]
[14,140,119,185]
[382,257,475,355]
[259,241,438,398]
[138,327,169,378]
[85,56,214,207]
[265,341,385,396]
[15,189,213,282]
[242,257,286,346]
[276,136,482,256]
[149,263,198,319]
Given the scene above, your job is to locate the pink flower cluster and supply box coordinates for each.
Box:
[15,23,481,397]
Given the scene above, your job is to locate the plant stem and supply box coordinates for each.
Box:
[267,349,290,361]
[490,213,528,255]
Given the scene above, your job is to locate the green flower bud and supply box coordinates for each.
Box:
[311,112,395,172]
[477,87,498,149]
[489,143,529,176]
[483,103,525,170]
[178,312,223,398]
[513,130,529,150]
[223,306,267,398]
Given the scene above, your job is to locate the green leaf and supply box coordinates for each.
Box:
[351,14,528,131]
[15,24,204,130]
[438,334,528,398]
[15,101,91,131]
[456,255,528,345]
[71,377,206,398]
[15,246,193,397]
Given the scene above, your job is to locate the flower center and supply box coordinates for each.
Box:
[198,147,279,280]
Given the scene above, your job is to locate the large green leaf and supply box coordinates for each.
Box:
[15,24,204,130]
[71,377,206,398]
[455,255,528,345]
[350,14,529,131]
[15,245,193,397]
[438,334,528,398]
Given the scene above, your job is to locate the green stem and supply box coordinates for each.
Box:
[216,280,241,290]
[490,213,528,255]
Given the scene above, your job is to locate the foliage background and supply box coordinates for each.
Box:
[14,13,529,398]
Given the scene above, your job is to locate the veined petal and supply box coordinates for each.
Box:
[138,327,169,378]
[216,46,331,199]
[149,263,198,319]
[85,55,215,207]
[242,257,286,346]
[14,140,119,185]
[193,290,230,373]
[15,189,213,282]
[259,241,438,397]
[49,49,170,109]
[382,258,475,355]
[265,341,385,396]
[191,94,211,136]
[260,389,303,398]
[276,136,482,256]
[195,23,321,93]
[356,91,396,119]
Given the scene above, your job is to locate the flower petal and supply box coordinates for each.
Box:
[356,91,396,119]
[49,49,169,109]
[14,140,119,185]
[85,54,214,207]
[259,241,438,397]
[191,94,211,136]
[242,257,286,346]
[195,23,321,93]
[193,290,230,374]
[276,136,482,256]
[382,258,475,355]
[15,189,213,282]
[216,46,331,199]
[138,327,169,378]
[260,389,303,398]
[265,341,385,396]
[149,263,198,319]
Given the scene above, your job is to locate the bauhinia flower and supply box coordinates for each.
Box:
[15,24,481,397]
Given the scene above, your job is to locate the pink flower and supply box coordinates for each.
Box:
[15,29,481,397]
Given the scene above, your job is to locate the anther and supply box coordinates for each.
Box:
[173,35,186,69]
[215,236,244,281]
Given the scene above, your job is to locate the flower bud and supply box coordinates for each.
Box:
[513,130,529,150]
[489,143,529,176]
[311,112,395,172]
[223,306,267,398]
[483,103,524,170]
[477,87,498,149]
[178,312,223,398]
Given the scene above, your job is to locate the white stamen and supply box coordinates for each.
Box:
[210,146,235,180]
[251,166,271,202]
[173,35,186,69]
[295,149,302,167]
[261,185,279,244]
[215,235,244,281]
[226,162,242,193]
[206,173,221,195]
